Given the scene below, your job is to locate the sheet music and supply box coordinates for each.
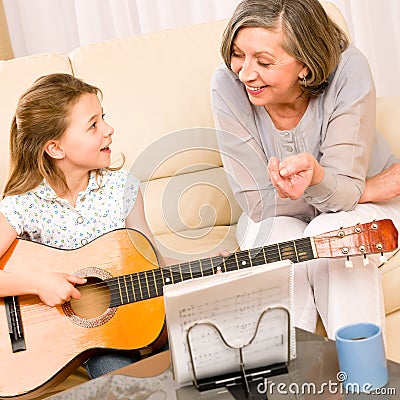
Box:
[163,260,295,384]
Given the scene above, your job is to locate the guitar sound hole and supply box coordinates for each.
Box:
[69,277,110,319]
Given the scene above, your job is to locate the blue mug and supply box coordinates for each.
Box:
[335,322,388,393]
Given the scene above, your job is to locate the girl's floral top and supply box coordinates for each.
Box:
[0,169,139,249]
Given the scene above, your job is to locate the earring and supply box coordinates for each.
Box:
[303,76,307,87]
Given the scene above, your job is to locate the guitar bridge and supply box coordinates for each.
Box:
[5,296,26,352]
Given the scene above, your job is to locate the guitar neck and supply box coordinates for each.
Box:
[108,237,315,307]
[0,219,395,400]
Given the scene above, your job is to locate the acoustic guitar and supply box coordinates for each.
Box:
[0,219,397,399]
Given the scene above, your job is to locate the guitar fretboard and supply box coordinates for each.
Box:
[107,237,314,307]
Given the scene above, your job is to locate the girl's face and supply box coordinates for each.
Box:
[230,27,309,107]
[56,93,114,173]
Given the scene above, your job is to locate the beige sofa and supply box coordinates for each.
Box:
[0,2,399,397]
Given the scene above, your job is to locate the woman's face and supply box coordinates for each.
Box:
[230,27,309,107]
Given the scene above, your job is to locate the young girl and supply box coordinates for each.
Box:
[0,73,162,378]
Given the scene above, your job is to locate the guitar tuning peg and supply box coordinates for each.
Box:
[345,257,354,268]
[363,254,370,266]
[380,253,388,263]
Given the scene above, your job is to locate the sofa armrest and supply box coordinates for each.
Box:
[376,96,400,159]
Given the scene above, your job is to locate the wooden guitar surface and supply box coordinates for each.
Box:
[0,219,397,398]
[0,229,165,399]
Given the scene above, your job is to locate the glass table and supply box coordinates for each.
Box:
[47,329,400,400]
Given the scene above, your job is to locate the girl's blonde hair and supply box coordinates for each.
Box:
[3,73,122,197]
[221,0,349,97]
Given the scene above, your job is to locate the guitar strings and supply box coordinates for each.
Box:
[54,239,315,296]
[18,236,371,323]
[11,225,380,321]
[17,241,317,323]
[22,238,341,306]
[23,237,358,308]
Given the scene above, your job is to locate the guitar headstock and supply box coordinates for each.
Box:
[313,219,398,259]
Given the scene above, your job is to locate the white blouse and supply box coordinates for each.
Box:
[0,169,139,249]
[211,45,397,222]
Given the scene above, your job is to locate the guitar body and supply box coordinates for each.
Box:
[0,218,397,399]
[0,229,166,399]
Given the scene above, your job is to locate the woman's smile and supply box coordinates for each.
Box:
[245,84,268,95]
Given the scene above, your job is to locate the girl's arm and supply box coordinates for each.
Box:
[0,269,86,306]
[125,189,171,267]
[0,211,18,260]
[0,212,86,306]
[125,189,157,250]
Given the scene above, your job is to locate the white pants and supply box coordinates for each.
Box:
[236,198,400,340]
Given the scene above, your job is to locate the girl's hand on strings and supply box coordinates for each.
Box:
[34,271,86,307]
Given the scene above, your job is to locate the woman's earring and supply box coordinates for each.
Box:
[303,76,307,87]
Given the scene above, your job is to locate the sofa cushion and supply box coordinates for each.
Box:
[381,249,400,314]
[155,225,239,262]
[127,127,242,257]
[386,311,400,362]
[141,167,242,235]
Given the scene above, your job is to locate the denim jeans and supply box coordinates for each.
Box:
[83,351,141,379]
[83,343,169,379]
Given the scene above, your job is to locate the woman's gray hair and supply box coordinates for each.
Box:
[221,0,349,97]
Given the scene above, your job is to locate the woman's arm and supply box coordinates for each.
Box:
[211,66,285,222]
[300,48,377,212]
[269,58,399,207]
[360,162,400,203]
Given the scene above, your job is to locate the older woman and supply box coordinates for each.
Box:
[211,0,400,339]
